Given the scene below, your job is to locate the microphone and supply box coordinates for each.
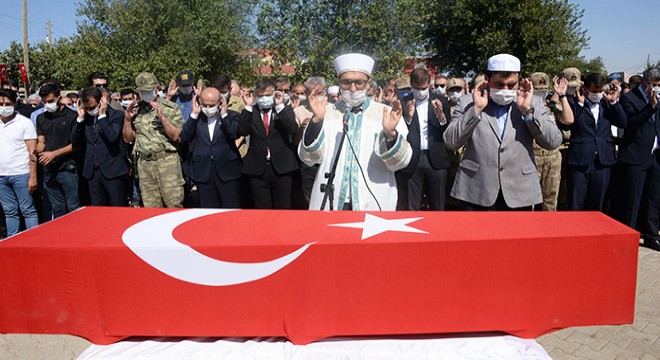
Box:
[343,112,349,133]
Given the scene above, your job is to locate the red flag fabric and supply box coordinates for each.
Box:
[0,63,6,83]
[18,63,28,84]
[0,207,639,345]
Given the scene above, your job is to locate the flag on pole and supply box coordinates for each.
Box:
[19,63,28,84]
[0,64,6,83]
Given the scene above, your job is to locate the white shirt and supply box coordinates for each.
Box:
[207,115,217,139]
[586,99,600,126]
[416,99,429,150]
[0,113,37,176]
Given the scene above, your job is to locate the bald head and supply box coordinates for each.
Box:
[200,87,220,107]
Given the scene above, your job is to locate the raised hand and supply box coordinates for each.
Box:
[647,84,658,108]
[124,100,139,119]
[553,76,568,96]
[242,89,254,107]
[76,99,86,119]
[473,81,489,115]
[383,98,403,140]
[575,84,586,104]
[99,96,108,117]
[219,93,228,116]
[604,82,620,103]
[308,85,328,123]
[431,99,446,122]
[516,78,534,112]
[166,80,178,100]
[194,79,204,96]
[273,91,284,106]
[191,94,200,116]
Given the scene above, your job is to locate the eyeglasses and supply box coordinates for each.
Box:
[94,84,108,89]
[339,79,368,89]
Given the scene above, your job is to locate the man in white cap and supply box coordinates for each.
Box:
[443,53,562,210]
[327,86,340,104]
[299,53,412,210]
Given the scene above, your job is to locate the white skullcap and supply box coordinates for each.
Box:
[487,54,521,72]
[333,53,375,76]
[327,86,340,95]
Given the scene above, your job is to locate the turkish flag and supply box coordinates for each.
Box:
[18,63,28,84]
[0,63,6,83]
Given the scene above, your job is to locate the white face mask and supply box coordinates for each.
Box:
[256,95,274,109]
[121,100,133,109]
[448,91,462,101]
[87,106,101,116]
[44,101,59,113]
[435,86,447,95]
[140,90,157,103]
[283,93,291,103]
[566,87,577,96]
[340,89,367,108]
[412,88,430,101]
[298,95,307,102]
[220,92,230,100]
[0,106,14,117]
[587,92,603,103]
[202,105,219,118]
[653,86,660,98]
[490,88,517,106]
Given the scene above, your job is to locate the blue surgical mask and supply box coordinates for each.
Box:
[257,95,274,109]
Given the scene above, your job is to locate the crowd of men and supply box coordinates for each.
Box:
[0,53,658,251]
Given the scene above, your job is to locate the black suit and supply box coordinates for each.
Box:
[181,111,242,208]
[616,86,660,244]
[238,104,299,208]
[70,107,129,206]
[565,96,627,210]
[397,94,452,210]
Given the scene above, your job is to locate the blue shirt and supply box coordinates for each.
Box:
[30,107,45,125]
[173,94,194,122]
[491,101,510,139]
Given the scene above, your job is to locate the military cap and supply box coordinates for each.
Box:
[530,72,550,90]
[562,67,582,88]
[135,73,158,92]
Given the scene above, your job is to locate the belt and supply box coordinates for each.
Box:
[141,151,177,161]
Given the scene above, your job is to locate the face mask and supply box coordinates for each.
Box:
[256,95,274,109]
[202,106,219,117]
[220,92,230,100]
[157,90,165,99]
[587,92,603,103]
[44,101,59,113]
[435,86,447,95]
[534,90,548,98]
[448,91,462,101]
[412,88,429,101]
[340,89,367,108]
[489,88,517,106]
[140,90,157,103]
[121,100,133,109]
[567,87,577,96]
[298,95,307,102]
[179,86,193,95]
[87,107,101,116]
[283,93,291,103]
[0,106,14,117]
[653,86,660,98]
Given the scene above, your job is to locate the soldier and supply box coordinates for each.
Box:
[122,72,185,208]
[446,78,466,116]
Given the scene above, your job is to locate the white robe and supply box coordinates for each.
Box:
[298,99,412,211]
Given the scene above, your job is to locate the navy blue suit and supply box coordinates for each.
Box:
[181,111,242,208]
[71,107,129,206]
[616,86,660,244]
[397,94,452,210]
[565,96,627,210]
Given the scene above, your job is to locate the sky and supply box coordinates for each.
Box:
[0,0,658,74]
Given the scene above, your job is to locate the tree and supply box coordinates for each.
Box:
[258,0,432,82]
[426,0,589,77]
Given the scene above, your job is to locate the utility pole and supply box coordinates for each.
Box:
[47,19,52,49]
[22,0,30,93]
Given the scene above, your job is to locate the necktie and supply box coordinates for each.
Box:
[262,111,269,135]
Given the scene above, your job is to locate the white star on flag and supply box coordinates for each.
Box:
[329,213,428,240]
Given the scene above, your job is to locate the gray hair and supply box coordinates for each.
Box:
[27,93,41,104]
[643,67,660,82]
[304,76,327,91]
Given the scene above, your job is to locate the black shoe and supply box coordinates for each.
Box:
[642,238,660,251]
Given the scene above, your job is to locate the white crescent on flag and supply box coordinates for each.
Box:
[121,209,314,286]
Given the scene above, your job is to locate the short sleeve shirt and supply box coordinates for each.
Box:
[0,113,37,176]
[36,107,78,172]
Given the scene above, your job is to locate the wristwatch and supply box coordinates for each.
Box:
[522,107,535,116]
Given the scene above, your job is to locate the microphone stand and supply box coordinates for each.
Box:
[320,112,349,210]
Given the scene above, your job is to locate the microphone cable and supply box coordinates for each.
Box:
[342,123,383,211]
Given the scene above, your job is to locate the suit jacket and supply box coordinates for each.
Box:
[565,96,627,167]
[181,111,242,183]
[238,104,299,176]
[443,94,562,208]
[70,107,129,180]
[401,94,452,172]
[618,86,660,166]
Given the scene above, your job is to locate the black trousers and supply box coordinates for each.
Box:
[617,155,660,241]
[397,151,447,210]
[567,158,611,211]
[461,190,533,211]
[248,162,293,209]
[196,168,241,209]
[87,168,127,207]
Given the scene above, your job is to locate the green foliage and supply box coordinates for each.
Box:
[257,0,432,83]
[426,0,590,77]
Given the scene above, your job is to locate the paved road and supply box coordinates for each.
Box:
[2,247,658,360]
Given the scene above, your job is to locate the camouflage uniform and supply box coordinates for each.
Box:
[132,73,185,208]
[531,72,563,211]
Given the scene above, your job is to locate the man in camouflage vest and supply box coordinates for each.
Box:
[122,72,185,208]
